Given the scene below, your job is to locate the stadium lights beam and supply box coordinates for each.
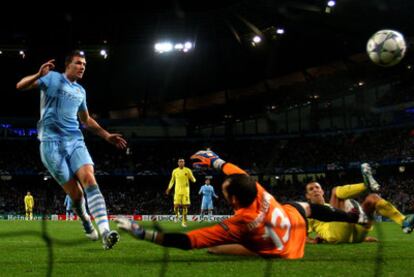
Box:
[251,35,262,47]
[325,1,336,13]
[276,28,285,35]
[155,41,194,54]
[100,49,108,59]
[154,42,173,54]
[327,0,336,7]
[174,43,184,50]
[184,42,192,49]
[252,36,262,43]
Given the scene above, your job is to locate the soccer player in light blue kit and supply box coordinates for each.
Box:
[199,178,218,222]
[64,194,74,221]
[16,51,127,249]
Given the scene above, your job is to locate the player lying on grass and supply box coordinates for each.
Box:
[306,163,414,244]
[116,150,368,258]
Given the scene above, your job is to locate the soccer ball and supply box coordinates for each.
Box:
[366,29,407,67]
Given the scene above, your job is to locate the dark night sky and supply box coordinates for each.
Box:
[1,0,413,118]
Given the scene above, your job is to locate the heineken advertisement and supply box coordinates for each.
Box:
[0,214,232,221]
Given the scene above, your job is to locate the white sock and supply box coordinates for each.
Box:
[85,185,110,236]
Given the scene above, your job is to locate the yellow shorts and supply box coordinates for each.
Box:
[320,222,371,243]
[174,194,190,205]
[350,224,371,243]
[25,207,33,213]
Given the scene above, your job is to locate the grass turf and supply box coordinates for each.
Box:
[0,220,412,276]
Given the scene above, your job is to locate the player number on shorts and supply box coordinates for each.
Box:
[265,207,291,250]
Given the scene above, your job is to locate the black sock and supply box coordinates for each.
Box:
[310,204,358,223]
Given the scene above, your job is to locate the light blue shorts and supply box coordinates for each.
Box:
[40,140,94,186]
[201,199,213,210]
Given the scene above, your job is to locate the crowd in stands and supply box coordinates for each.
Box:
[1,167,413,216]
[375,79,414,108]
[1,126,413,175]
[0,125,414,216]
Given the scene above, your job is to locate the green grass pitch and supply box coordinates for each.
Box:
[0,220,412,276]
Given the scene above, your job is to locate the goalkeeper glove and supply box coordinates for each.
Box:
[115,217,145,239]
[190,150,226,170]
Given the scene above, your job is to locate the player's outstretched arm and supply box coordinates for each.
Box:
[116,217,192,250]
[16,59,55,91]
[78,110,127,149]
[190,150,247,176]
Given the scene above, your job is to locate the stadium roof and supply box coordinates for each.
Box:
[1,0,413,120]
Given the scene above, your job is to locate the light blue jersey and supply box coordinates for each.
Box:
[37,71,87,141]
[37,71,93,185]
[199,184,218,210]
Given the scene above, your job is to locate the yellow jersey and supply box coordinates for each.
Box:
[308,204,369,243]
[24,195,34,208]
[167,167,196,195]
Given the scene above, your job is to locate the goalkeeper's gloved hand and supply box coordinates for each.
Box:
[190,150,226,170]
[115,217,145,239]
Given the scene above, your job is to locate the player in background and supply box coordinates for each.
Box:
[117,150,367,258]
[306,163,414,244]
[165,158,196,227]
[16,51,127,249]
[24,191,34,220]
[199,178,218,222]
[64,194,74,221]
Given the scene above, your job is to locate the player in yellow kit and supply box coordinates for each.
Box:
[306,163,414,244]
[24,192,35,220]
[165,158,196,227]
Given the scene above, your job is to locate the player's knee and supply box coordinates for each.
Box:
[362,193,381,215]
[364,193,381,205]
[329,187,342,207]
[79,172,96,186]
[76,165,96,186]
